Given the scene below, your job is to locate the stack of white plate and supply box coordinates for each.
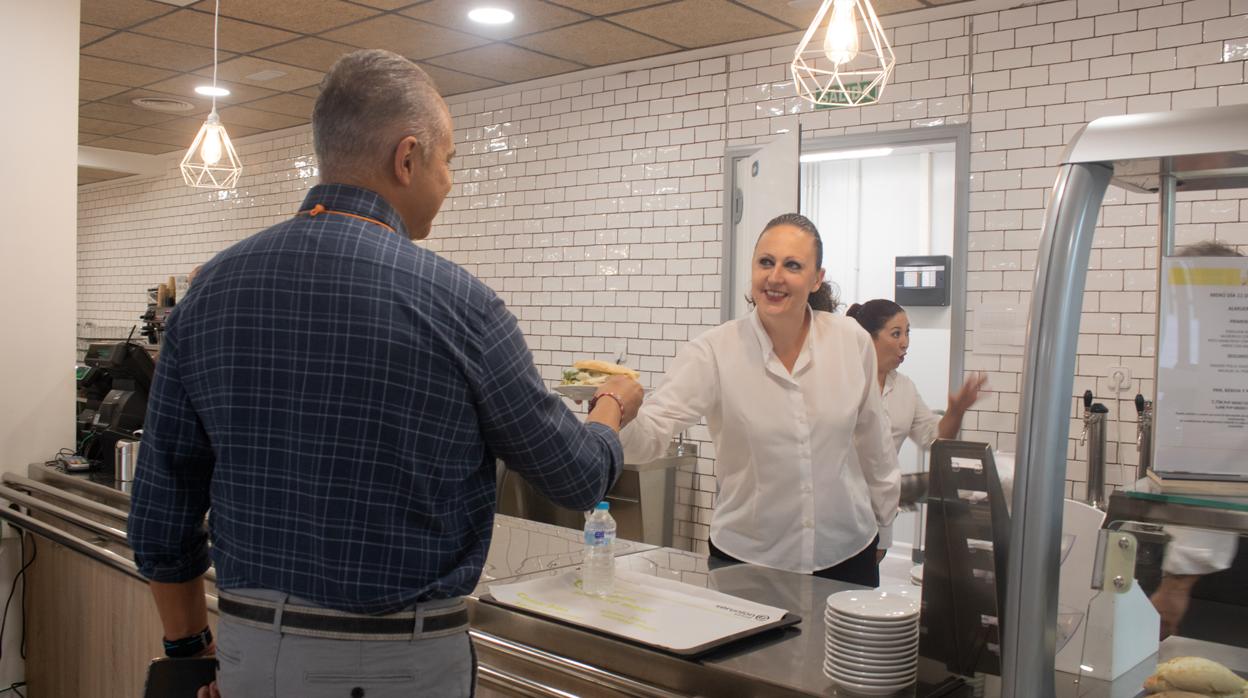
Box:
[824,585,920,695]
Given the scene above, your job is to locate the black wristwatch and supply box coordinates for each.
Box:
[163,626,213,658]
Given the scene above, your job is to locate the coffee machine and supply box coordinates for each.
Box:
[78,341,155,471]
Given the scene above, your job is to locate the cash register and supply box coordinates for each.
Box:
[77,341,155,471]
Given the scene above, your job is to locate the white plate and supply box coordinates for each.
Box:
[826,587,920,621]
[553,384,599,401]
[825,619,919,641]
[825,609,919,628]
[823,644,923,664]
[824,662,916,684]
[825,658,917,681]
[823,665,916,694]
[825,632,919,652]
[828,664,918,689]
[824,652,916,672]
[825,643,918,665]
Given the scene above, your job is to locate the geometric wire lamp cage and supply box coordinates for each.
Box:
[791,0,896,108]
[180,0,242,189]
[180,111,242,189]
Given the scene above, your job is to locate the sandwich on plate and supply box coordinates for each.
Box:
[561,360,639,386]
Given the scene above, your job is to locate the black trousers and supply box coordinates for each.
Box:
[708,535,881,588]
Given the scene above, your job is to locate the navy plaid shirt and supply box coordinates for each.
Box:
[129,184,622,614]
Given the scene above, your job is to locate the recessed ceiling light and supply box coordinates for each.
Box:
[467,7,514,24]
[195,85,230,97]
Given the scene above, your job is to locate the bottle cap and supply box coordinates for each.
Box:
[596,501,609,510]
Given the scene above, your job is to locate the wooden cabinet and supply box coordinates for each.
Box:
[25,536,217,698]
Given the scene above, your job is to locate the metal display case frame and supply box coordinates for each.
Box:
[1004,103,1248,698]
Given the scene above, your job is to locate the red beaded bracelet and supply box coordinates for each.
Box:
[588,391,625,416]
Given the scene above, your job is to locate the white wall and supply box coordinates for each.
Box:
[77,0,1248,553]
[0,0,80,684]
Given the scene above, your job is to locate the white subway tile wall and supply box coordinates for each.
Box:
[78,1,1248,551]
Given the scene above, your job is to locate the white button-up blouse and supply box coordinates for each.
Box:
[881,370,942,453]
[620,309,900,573]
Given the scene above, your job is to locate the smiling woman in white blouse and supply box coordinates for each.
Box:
[845,299,986,453]
[620,213,899,587]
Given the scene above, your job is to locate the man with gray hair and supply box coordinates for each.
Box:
[130,49,642,697]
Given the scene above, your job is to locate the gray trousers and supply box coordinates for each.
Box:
[216,590,475,698]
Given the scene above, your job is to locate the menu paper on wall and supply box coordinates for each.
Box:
[1155,257,1248,480]
[487,570,791,654]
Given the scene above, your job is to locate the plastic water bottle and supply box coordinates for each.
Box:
[582,501,616,596]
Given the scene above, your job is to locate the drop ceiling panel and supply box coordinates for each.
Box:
[120,125,203,148]
[546,0,670,13]
[512,20,679,67]
[245,93,317,119]
[416,64,503,96]
[216,105,306,130]
[81,24,114,46]
[200,56,324,91]
[150,116,262,141]
[253,37,359,73]
[80,55,178,87]
[427,44,583,84]
[80,117,135,137]
[348,0,421,8]
[731,0,818,28]
[190,0,380,35]
[81,32,225,72]
[610,0,794,48]
[80,79,130,102]
[144,74,282,104]
[401,0,588,41]
[81,0,173,30]
[323,15,490,60]
[80,101,180,127]
[868,0,930,11]
[132,10,299,53]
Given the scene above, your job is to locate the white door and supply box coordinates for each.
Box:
[731,130,800,318]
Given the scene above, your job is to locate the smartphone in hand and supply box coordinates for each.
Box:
[144,656,217,698]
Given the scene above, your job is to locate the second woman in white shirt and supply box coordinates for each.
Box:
[620,214,898,587]
[845,299,986,452]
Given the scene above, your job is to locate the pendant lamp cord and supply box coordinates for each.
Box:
[211,0,220,114]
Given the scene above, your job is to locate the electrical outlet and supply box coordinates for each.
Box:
[1108,366,1132,392]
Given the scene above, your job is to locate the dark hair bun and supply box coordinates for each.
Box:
[846,303,863,318]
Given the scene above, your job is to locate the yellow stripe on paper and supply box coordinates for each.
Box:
[1168,267,1245,285]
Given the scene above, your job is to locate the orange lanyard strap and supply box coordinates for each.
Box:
[297,203,396,234]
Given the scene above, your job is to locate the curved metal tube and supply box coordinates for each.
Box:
[0,482,130,545]
[3,473,129,523]
[0,504,145,582]
[468,629,689,698]
[1003,162,1111,698]
[475,664,581,698]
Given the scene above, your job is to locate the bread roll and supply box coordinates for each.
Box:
[1143,657,1247,695]
[573,360,639,379]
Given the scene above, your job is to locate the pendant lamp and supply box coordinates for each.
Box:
[791,0,895,108]
[181,0,242,189]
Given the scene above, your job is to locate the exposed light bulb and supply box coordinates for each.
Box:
[822,0,860,66]
[200,126,223,165]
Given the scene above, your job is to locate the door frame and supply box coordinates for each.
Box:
[721,124,972,388]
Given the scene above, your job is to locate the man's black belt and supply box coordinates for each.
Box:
[217,592,469,641]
